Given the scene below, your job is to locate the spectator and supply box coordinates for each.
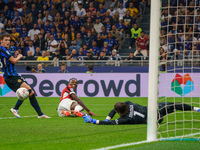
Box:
[50,26,57,39]
[59,2,67,18]
[126,2,139,22]
[188,47,199,65]
[64,48,70,57]
[116,17,125,39]
[96,33,104,49]
[70,16,83,32]
[83,0,90,10]
[48,35,58,53]
[135,31,149,59]
[96,51,108,60]
[69,40,81,53]
[93,0,100,10]
[63,33,71,47]
[87,2,96,17]
[83,17,93,32]
[35,33,46,51]
[68,26,77,41]
[5,20,13,33]
[110,24,121,45]
[105,32,118,50]
[123,10,133,34]
[11,27,19,42]
[56,31,63,43]
[125,52,135,62]
[26,40,36,56]
[86,64,94,73]
[77,47,85,57]
[129,24,142,49]
[76,33,83,47]
[107,49,122,65]
[134,47,144,60]
[20,26,28,39]
[67,49,78,60]
[84,50,94,60]
[100,26,108,40]
[24,51,35,60]
[32,63,46,73]
[104,17,112,32]
[91,40,100,56]
[37,51,49,61]
[9,40,17,55]
[43,20,51,33]
[76,3,86,19]
[34,47,42,56]
[98,4,107,17]
[84,31,93,48]
[108,6,116,17]
[58,40,68,56]
[101,42,111,56]
[43,10,53,25]
[58,63,69,73]
[117,2,127,18]
[52,50,63,61]
[94,18,104,33]
[28,23,40,40]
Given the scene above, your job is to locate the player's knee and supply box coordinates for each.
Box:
[74,105,83,112]
[28,89,34,96]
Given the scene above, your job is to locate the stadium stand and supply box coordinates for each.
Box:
[0,0,151,68]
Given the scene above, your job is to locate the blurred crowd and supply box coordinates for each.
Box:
[160,0,200,66]
[0,0,149,62]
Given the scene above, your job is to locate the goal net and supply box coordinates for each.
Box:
[156,0,200,140]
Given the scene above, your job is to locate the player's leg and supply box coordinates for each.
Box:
[5,76,25,118]
[57,99,72,117]
[174,103,200,112]
[70,102,87,117]
[20,82,50,118]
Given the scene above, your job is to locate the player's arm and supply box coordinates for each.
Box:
[71,93,98,116]
[9,54,23,64]
[83,115,129,125]
[104,109,116,121]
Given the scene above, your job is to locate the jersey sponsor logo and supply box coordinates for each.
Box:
[71,88,74,92]
[0,75,12,96]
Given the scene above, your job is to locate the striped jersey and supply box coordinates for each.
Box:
[60,85,76,102]
[0,46,19,78]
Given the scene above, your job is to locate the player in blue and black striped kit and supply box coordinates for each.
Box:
[0,33,50,118]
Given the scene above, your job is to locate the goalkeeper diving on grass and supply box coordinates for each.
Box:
[83,101,200,125]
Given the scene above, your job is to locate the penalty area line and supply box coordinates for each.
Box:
[91,140,156,150]
[0,115,38,120]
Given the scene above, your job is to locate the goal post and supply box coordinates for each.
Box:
[147,0,161,141]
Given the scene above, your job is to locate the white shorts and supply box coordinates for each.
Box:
[57,98,83,117]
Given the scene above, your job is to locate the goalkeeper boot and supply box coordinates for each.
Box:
[38,114,51,118]
[72,110,83,117]
[61,110,71,116]
[10,108,21,118]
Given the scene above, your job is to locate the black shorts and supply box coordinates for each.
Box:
[5,76,27,92]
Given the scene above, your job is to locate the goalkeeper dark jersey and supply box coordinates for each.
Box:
[99,101,147,125]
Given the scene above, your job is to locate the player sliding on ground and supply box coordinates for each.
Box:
[83,101,200,125]
[57,78,98,117]
[0,33,50,118]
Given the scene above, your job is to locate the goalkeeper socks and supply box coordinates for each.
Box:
[29,94,43,116]
[13,100,24,110]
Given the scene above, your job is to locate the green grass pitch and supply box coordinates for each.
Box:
[0,97,199,150]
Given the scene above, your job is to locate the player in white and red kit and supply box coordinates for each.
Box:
[57,78,98,117]
[135,31,149,59]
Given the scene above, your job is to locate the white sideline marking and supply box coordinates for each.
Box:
[0,115,37,120]
[91,140,155,150]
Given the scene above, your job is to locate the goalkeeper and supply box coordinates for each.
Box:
[83,101,200,125]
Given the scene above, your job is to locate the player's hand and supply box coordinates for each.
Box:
[17,54,23,59]
[88,111,98,116]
